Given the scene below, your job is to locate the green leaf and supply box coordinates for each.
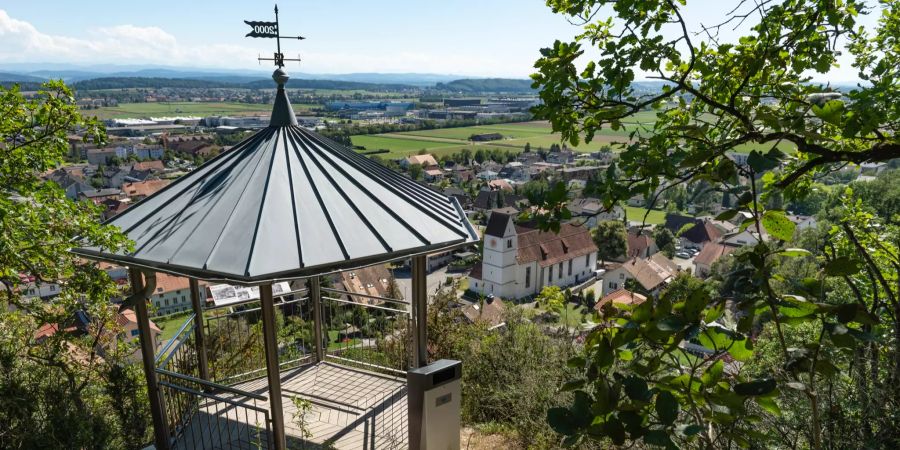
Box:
[548,407,577,435]
[655,391,679,425]
[643,429,675,447]
[734,378,777,396]
[761,210,796,241]
[623,375,652,402]
[715,209,739,221]
[824,256,861,277]
[811,99,844,125]
[561,379,586,392]
[747,150,780,172]
[755,395,781,416]
[657,315,686,332]
[680,424,703,436]
[701,360,725,387]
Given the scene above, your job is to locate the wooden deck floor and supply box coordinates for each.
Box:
[174,362,409,449]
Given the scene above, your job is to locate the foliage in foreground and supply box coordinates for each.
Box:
[530,0,899,448]
[0,82,145,448]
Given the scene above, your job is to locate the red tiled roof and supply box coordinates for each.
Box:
[117,308,162,333]
[694,242,738,266]
[621,253,678,291]
[516,223,597,267]
[132,160,165,171]
[627,231,655,258]
[122,179,170,198]
[468,262,483,280]
[595,289,647,311]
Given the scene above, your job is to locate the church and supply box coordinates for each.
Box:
[469,212,599,299]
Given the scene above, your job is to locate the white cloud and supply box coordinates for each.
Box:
[0,10,259,69]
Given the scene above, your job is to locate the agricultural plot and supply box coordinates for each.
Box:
[89,101,294,119]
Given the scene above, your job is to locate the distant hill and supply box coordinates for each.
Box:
[0,72,46,82]
[67,76,418,91]
[434,78,535,93]
[73,77,237,90]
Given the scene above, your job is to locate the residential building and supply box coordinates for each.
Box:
[468,213,598,299]
[340,265,394,305]
[473,189,524,212]
[626,229,659,259]
[663,214,724,249]
[693,242,739,278]
[78,188,123,204]
[461,297,506,329]
[401,154,439,169]
[150,273,208,316]
[594,289,647,315]
[122,179,171,201]
[567,198,624,228]
[602,253,679,295]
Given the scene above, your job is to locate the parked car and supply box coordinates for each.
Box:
[676,251,691,259]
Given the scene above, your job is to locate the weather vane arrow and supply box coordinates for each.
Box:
[244,4,304,67]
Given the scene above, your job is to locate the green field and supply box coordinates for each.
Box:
[622,206,674,225]
[88,101,315,119]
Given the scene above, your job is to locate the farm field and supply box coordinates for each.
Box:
[622,206,677,225]
[87,101,315,119]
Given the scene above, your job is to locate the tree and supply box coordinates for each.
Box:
[408,163,423,180]
[593,220,627,264]
[0,82,141,448]
[533,1,900,448]
[536,285,566,313]
[523,142,532,153]
[652,226,676,258]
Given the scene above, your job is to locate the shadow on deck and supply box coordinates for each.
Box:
[174,362,408,449]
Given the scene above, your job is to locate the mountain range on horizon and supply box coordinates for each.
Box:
[0,63,491,86]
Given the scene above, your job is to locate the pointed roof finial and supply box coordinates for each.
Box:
[270,67,297,127]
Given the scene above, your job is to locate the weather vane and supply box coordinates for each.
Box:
[244,4,304,67]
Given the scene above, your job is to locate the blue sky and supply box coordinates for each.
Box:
[0,1,876,79]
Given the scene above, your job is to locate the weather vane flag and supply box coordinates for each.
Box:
[244,4,304,67]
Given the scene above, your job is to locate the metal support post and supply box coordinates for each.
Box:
[260,284,287,450]
[309,277,325,362]
[189,279,209,382]
[412,255,428,368]
[129,268,170,450]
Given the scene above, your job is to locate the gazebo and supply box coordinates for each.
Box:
[73,68,478,449]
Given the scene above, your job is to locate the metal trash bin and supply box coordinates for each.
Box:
[407,359,462,450]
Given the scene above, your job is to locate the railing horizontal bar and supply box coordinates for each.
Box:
[325,354,407,376]
[322,295,410,314]
[156,368,268,401]
[154,314,195,364]
[321,287,410,305]
[215,356,314,384]
[158,381,272,415]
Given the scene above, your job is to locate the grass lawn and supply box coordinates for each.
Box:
[622,206,676,225]
[153,312,193,343]
[326,329,360,351]
[89,101,307,119]
[528,302,590,329]
[351,134,457,155]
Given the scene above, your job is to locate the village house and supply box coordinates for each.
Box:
[461,297,506,329]
[567,198,624,228]
[150,273,208,316]
[340,264,394,305]
[594,288,647,316]
[469,213,598,299]
[664,214,724,250]
[400,153,439,169]
[693,242,739,278]
[625,229,659,260]
[78,188,123,204]
[122,179,171,201]
[602,253,679,295]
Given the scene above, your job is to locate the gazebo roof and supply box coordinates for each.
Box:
[73,69,478,284]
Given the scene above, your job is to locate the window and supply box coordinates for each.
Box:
[548,265,553,282]
[586,254,590,267]
[619,273,625,280]
[181,295,186,303]
[609,282,618,290]
[131,329,139,337]
[525,267,531,288]
[568,260,572,276]
[559,262,563,278]
[164,298,169,306]
[506,239,512,249]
